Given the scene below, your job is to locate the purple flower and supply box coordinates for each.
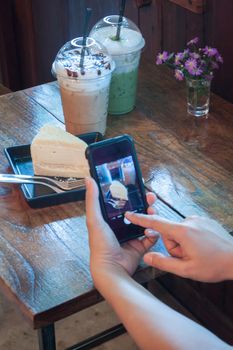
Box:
[187,37,199,46]
[216,54,223,63]
[203,46,218,57]
[154,38,222,82]
[156,51,169,65]
[205,73,214,81]
[192,67,203,76]
[174,69,184,81]
[175,52,184,64]
[211,61,219,69]
[200,59,206,67]
[190,52,200,60]
[185,58,197,74]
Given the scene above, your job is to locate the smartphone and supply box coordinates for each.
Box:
[86,135,148,243]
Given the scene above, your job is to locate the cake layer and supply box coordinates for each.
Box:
[33,162,88,178]
[109,180,128,201]
[32,124,88,146]
[31,124,89,178]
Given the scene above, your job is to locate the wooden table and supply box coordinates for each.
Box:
[0,60,232,349]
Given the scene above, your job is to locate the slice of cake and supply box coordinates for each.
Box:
[30,124,89,178]
[109,180,128,201]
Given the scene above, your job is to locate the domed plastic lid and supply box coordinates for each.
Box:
[90,15,145,55]
[52,36,115,80]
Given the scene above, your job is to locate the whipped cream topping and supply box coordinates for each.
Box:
[91,27,145,55]
[54,52,113,80]
[52,37,114,80]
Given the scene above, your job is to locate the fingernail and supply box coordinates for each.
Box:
[145,229,158,238]
[144,254,152,265]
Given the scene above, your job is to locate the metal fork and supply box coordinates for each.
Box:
[0,175,64,193]
[0,174,85,191]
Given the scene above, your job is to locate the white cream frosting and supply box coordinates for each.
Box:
[31,124,89,178]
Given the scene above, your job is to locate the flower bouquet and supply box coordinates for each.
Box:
[156,38,223,117]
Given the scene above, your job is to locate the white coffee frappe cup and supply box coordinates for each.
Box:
[52,37,115,135]
[90,16,145,115]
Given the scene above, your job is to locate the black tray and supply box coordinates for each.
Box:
[4,132,102,208]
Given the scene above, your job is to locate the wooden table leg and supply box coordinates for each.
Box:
[38,324,56,350]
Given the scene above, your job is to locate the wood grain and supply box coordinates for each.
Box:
[14,0,38,87]
[135,0,152,8]
[1,0,232,107]
[0,1,21,91]
[0,85,183,329]
[125,0,139,25]
[204,0,233,104]
[1,60,232,332]
[169,0,206,14]
[0,187,178,329]
[0,84,11,96]
[139,0,162,60]
[24,62,233,230]
[162,0,187,52]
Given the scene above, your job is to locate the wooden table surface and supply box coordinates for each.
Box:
[0,60,232,331]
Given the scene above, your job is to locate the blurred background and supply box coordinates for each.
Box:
[0,0,232,102]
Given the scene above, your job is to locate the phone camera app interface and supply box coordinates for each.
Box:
[96,156,144,225]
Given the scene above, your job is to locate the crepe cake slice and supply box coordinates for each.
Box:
[109,180,128,201]
[30,123,89,178]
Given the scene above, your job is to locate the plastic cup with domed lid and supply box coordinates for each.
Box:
[52,36,115,135]
[90,15,145,115]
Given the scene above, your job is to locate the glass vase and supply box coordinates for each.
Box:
[186,78,211,117]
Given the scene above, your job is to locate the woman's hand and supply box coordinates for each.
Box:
[125,212,233,282]
[85,177,159,281]
[86,179,232,350]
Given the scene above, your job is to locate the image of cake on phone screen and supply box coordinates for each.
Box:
[96,155,144,220]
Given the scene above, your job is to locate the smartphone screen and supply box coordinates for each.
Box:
[86,136,147,242]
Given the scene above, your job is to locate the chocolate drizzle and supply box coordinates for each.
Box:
[63,51,111,77]
[105,63,111,70]
[66,68,79,78]
[66,69,72,77]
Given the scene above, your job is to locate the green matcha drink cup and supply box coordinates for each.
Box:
[90,15,145,115]
[52,37,115,135]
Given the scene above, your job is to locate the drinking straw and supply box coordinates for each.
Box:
[115,0,126,40]
[80,7,92,69]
